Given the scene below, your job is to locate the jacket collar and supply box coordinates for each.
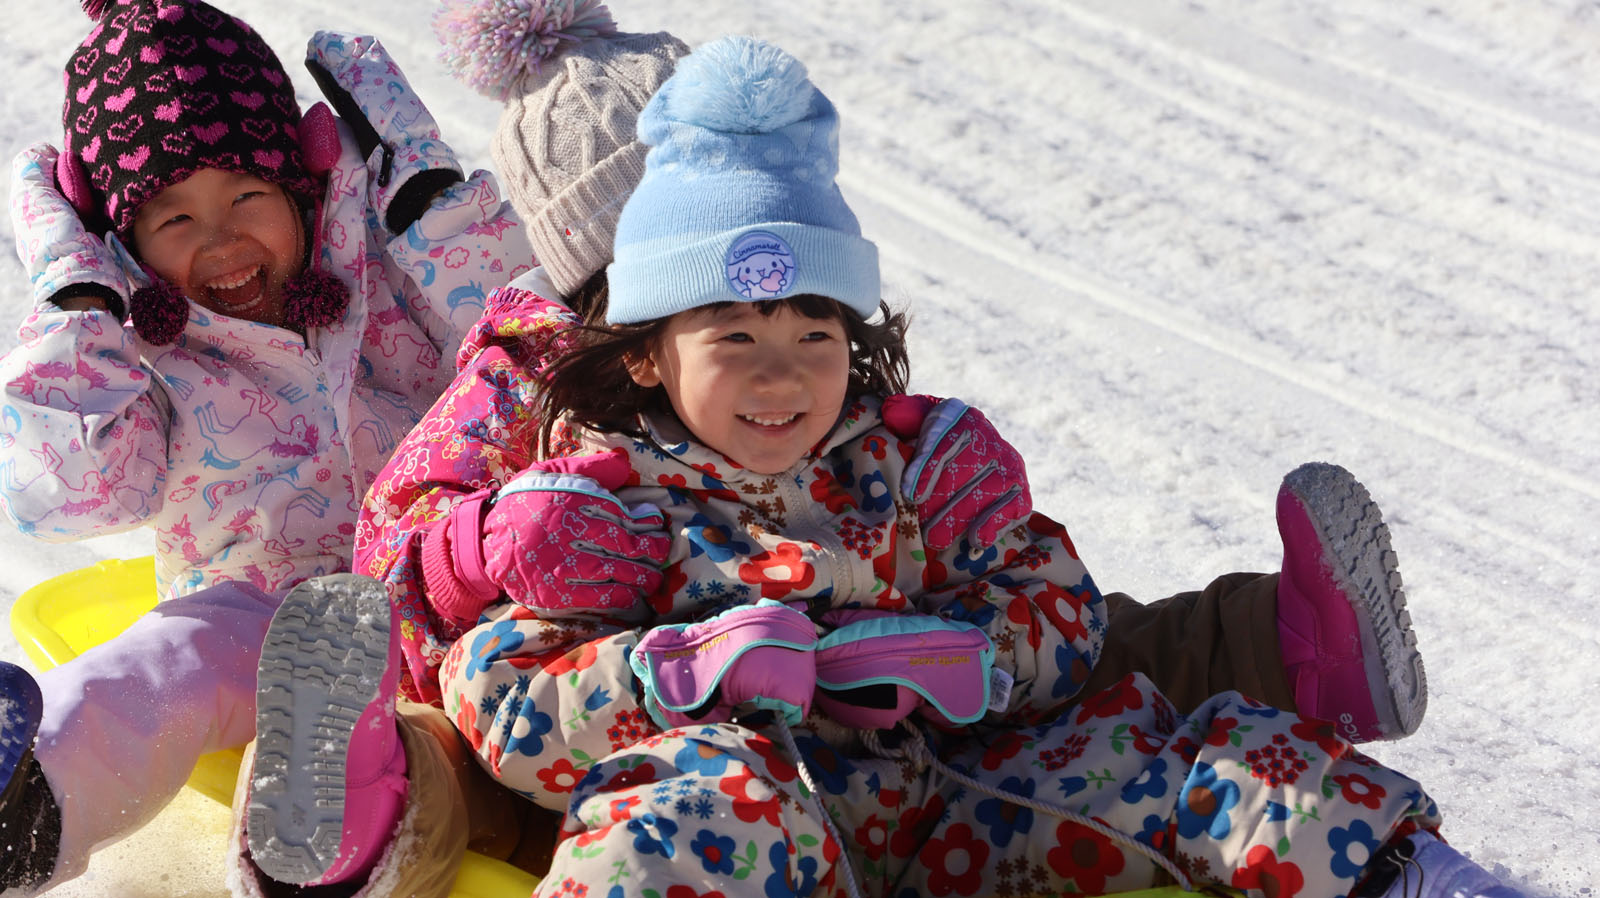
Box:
[631,394,882,485]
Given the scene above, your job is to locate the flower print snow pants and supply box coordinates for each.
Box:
[31,581,280,891]
[535,674,1439,898]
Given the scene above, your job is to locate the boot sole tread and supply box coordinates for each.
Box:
[246,574,392,884]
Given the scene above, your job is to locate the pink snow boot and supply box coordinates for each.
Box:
[1352,831,1526,898]
[1276,462,1427,742]
[246,574,408,886]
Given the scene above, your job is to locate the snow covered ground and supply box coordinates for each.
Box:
[2,0,1596,894]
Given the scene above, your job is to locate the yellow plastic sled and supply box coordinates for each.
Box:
[10,557,1207,898]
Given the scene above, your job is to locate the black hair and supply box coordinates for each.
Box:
[537,271,910,458]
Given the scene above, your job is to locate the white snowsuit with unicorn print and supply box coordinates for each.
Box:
[0,39,534,888]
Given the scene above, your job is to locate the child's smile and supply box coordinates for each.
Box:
[202,264,272,315]
[736,409,808,447]
[740,412,800,428]
[132,168,305,330]
[630,302,851,475]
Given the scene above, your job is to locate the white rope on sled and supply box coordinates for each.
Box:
[773,720,869,898]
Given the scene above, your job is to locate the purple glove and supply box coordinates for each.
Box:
[814,609,995,729]
[421,449,669,622]
[883,394,1032,551]
[630,600,818,729]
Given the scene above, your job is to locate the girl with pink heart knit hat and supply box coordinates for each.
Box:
[55,0,342,342]
[0,0,536,891]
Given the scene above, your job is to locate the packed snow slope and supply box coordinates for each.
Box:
[1,1,1595,894]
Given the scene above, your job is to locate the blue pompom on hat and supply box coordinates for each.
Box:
[605,36,880,324]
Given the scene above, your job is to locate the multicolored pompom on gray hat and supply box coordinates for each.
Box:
[433,0,687,298]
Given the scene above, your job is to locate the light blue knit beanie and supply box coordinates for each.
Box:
[605,35,880,324]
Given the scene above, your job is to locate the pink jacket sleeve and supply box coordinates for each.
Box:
[354,285,581,704]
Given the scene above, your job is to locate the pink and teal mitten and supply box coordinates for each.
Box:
[629,600,819,729]
[814,610,996,729]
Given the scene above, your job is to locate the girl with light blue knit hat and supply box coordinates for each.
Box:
[425,34,1509,898]
[225,32,1521,898]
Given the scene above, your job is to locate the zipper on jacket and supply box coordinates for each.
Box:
[774,470,859,607]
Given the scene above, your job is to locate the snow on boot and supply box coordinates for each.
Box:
[246,574,407,885]
[1352,831,1526,898]
[1276,462,1427,742]
[0,664,42,824]
[0,662,58,893]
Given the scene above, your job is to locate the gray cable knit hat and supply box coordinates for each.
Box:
[432,0,686,297]
[491,32,687,296]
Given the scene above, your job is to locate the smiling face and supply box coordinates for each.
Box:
[629,300,852,475]
[131,168,304,329]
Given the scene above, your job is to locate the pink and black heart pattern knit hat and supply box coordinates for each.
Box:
[60,0,317,235]
[58,0,345,345]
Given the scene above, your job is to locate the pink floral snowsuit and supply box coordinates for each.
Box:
[359,287,1441,897]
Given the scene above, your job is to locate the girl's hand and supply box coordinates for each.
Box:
[631,600,818,729]
[814,609,996,729]
[51,291,113,313]
[883,394,1033,551]
[421,449,669,622]
[304,31,465,235]
[10,142,131,316]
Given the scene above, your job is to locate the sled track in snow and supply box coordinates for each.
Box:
[841,165,1600,507]
[771,0,1599,503]
[812,0,1600,510]
[1060,0,1600,195]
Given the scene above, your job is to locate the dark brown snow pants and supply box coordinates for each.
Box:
[1082,571,1296,714]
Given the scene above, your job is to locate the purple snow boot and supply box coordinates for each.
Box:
[0,662,58,892]
[1353,832,1526,898]
[1276,462,1427,742]
[246,574,407,886]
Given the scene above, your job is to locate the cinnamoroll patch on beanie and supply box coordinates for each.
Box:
[604,35,880,325]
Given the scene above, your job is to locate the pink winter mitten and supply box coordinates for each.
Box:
[421,449,669,622]
[10,142,132,314]
[814,610,996,729]
[883,394,1032,551]
[305,31,464,234]
[629,600,819,729]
